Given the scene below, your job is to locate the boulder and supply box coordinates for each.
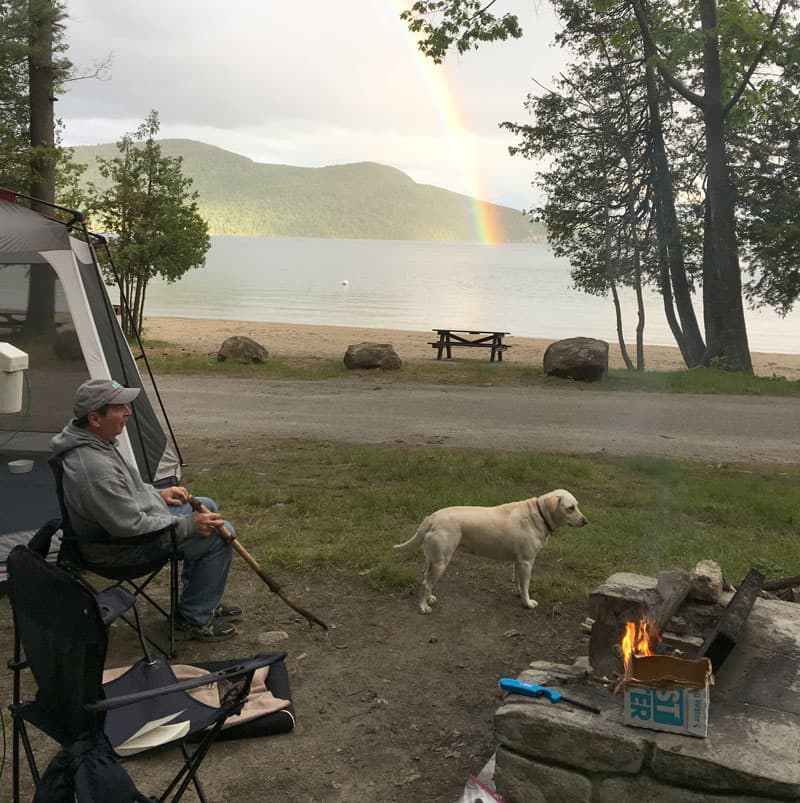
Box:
[53,328,83,361]
[217,335,268,364]
[543,337,608,381]
[343,342,401,370]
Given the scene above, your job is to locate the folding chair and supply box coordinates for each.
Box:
[7,545,287,803]
[49,454,180,657]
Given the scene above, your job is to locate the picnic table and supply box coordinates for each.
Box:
[429,329,511,362]
[0,311,26,334]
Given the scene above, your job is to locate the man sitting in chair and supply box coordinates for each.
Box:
[50,378,241,642]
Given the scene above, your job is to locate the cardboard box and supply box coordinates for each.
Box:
[622,654,713,738]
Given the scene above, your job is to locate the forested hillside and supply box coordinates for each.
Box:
[71,139,544,243]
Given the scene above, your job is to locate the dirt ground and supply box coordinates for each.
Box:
[0,440,587,803]
[127,560,585,803]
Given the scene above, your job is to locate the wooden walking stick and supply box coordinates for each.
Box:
[188,496,329,631]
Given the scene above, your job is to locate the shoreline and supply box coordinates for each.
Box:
[142,316,800,379]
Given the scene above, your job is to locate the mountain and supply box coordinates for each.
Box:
[70,139,544,243]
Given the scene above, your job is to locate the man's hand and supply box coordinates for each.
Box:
[193,511,225,536]
[160,486,190,506]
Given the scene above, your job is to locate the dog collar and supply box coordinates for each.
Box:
[536,498,554,534]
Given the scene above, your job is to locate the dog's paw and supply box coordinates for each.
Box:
[420,603,433,614]
[524,599,539,610]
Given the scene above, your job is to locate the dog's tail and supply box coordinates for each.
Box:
[393,517,432,553]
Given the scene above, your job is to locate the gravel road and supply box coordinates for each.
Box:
[153,376,800,465]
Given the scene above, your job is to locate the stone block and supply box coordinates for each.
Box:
[651,705,800,800]
[588,573,660,678]
[597,774,770,802]
[689,560,724,603]
[523,660,590,686]
[588,573,660,623]
[494,746,591,803]
[494,701,647,775]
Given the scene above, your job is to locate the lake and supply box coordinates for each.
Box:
[145,237,800,354]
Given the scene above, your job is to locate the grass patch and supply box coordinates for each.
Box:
[604,367,800,395]
[182,446,800,608]
[134,337,170,350]
[142,350,800,396]
[142,353,345,378]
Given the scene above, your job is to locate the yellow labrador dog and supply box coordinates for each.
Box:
[394,489,588,614]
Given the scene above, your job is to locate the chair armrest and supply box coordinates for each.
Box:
[7,656,29,671]
[96,586,137,625]
[72,520,182,580]
[86,652,287,712]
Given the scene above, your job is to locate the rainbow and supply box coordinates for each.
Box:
[389,2,503,244]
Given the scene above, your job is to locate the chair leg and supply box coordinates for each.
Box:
[68,564,177,657]
[12,715,20,803]
[11,716,41,800]
[127,570,172,620]
[131,602,155,664]
[169,556,178,658]
[159,734,218,803]
[179,741,209,803]
[128,559,179,658]
[11,629,33,802]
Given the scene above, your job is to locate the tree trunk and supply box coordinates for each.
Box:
[654,196,689,355]
[120,276,132,337]
[136,277,148,335]
[24,0,57,337]
[624,154,646,371]
[643,62,705,367]
[611,282,635,370]
[603,180,634,371]
[698,0,752,372]
[130,276,143,339]
[633,249,646,371]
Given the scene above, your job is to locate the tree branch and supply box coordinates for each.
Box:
[629,0,705,108]
[724,0,788,116]
[65,53,113,83]
[469,0,501,21]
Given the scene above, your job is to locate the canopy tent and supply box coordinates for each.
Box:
[0,189,181,581]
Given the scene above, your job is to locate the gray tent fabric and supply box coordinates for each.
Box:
[0,199,74,263]
[74,249,171,482]
[0,190,181,580]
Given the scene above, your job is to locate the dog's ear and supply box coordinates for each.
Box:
[545,493,560,515]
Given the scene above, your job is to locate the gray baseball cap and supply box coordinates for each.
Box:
[73,378,140,418]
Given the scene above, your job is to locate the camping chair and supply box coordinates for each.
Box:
[49,454,180,658]
[7,545,287,803]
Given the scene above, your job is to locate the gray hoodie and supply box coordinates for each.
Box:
[50,422,194,565]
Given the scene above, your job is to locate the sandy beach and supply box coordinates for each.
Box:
[143,316,800,379]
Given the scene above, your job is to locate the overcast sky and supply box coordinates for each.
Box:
[58,1,568,211]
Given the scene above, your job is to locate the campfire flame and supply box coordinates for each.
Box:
[620,618,661,670]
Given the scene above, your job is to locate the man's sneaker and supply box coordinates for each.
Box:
[213,602,243,621]
[175,615,236,642]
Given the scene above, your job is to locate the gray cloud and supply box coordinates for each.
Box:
[60,0,566,208]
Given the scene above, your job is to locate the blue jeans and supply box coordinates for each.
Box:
[170,496,234,625]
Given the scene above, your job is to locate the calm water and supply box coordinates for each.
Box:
[145,237,800,354]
